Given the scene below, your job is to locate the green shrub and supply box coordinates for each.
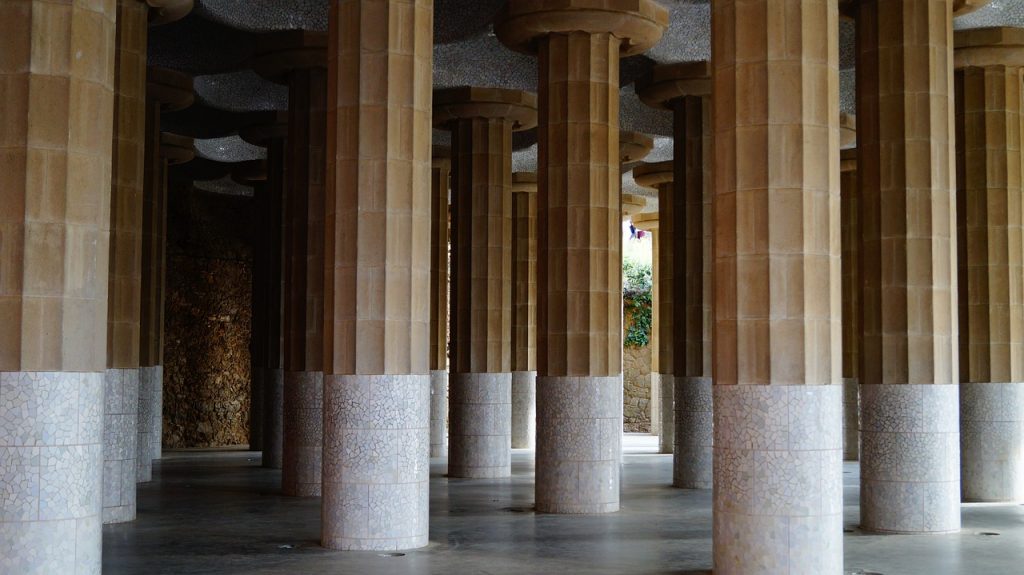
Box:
[623,259,652,348]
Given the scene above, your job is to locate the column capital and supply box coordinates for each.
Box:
[622,193,647,218]
[955,26,1024,68]
[231,159,268,185]
[619,130,653,163]
[633,160,673,189]
[238,111,289,146]
[512,171,538,193]
[147,0,193,26]
[840,147,857,173]
[840,112,856,149]
[955,0,991,15]
[160,132,195,164]
[433,87,538,131]
[147,66,194,111]
[632,210,659,232]
[635,61,710,111]
[495,0,668,57]
[250,30,328,84]
[432,144,452,168]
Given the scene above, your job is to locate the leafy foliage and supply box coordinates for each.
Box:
[623,259,652,349]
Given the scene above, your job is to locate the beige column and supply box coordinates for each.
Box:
[139,67,194,481]
[430,146,451,458]
[512,172,538,449]
[254,31,328,490]
[496,0,667,513]
[840,147,860,462]
[712,0,843,571]
[955,27,1024,502]
[0,0,117,571]
[856,0,961,534]
[322,0,433,550]
[637,62,713,489]
[103,0,149,525]
[435,87,537,478]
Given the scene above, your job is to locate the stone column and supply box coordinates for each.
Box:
[0,0,117,571]
[712,0,843,571]
[857,0,961,533]
[430,146,451,458]
[435,87,537,478]
[139,68,194,480]
[254,31,328,488]
[637,62,713,489]
[322,0,433,550]
[103,0,149,524]
[633,207,670,453]
[840,148,860,461]
[511,172,538,449]
[497,1,667,513]
[955,27,1024,502]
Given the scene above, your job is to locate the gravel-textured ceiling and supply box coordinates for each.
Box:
[194,70,289,113]
[195,0,328,32]
[194,135,267,163]
[955,0,1024,29]
[194,174,255,197]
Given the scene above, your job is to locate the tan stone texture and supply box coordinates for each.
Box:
[430,150,450,372]
[856,0,958,387]
[512,173,538,373]
[324,0,434,377]
[107,0,148,369]
[284,68,327,374]
[955,43,1024,385]
[713,0,842,388]
[0,0,118,373]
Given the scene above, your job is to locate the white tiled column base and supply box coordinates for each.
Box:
[151,365,163,460]
[449,372,512,478]
[136,367,154,482]
[843,378,859,461]
[860,384,960,533]
[713,384,843,574]
[262,368,284,469]
[659,372,674,454]
[674,376,712,489]
[511,370,536,449]
[960,381,1024,502]
[430,370,448,458]
[282,371,323,497]
[0,371,104,574]
[322,374,429,550]
[103,368,138,524]
[536,375,622,514]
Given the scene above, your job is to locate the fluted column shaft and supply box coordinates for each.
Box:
[712,0,843,572]
[430,155,450,457]
[281,66,327,493]
[955,28,1024,502]
[511,173,538,449]
[322,0,433,551]
[0,0,117,571]
[856,0,961,533]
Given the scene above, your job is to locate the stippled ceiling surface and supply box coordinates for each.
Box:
[156,0,1023,196]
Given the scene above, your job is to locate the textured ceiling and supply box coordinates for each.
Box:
[156,0,1024,196]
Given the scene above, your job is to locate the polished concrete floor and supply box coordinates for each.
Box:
[103,435,1024,574]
